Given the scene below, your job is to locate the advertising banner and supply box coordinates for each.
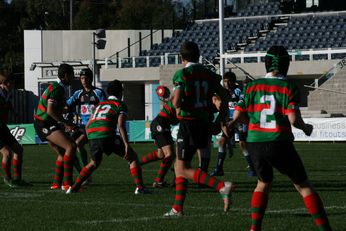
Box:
[6,118,346,145]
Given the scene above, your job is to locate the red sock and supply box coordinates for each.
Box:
[154,157,173,183]
[130,166,144,189]
[13,158,22,179]
[193,168,225,191]
[172,176,188,212]
[73,166,95,190]
[304,193,332,231]
[250,191,268,231]
[139,150,160,165]
[2,160,11,179]
[63,155,73,186]
[53,159,64,185]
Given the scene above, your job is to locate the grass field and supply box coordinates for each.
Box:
[0,142,345,231]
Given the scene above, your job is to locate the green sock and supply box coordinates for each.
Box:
[78,147,88,167]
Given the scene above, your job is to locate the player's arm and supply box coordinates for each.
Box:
[287,111,313,136]
[117,112,130,158]
[172,83,183,116]
[47,99,75,130]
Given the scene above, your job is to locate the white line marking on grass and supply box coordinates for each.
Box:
[71,213,221,225]
[69,205,346,225]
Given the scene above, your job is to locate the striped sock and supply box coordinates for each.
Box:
[130,165,144,189]
[154,157,173,183]
[193,168,225,191]
[63,155,73,186]
[53,159,64,186]
[139,150,160,165]
[73,166,95,191]
[304,193,332,231]
[250,191,268,231]
[12,158,22,180]
[2,160,11,179]
[172,176,188,212]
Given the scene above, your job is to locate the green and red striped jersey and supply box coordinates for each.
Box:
[173,63,221,122]
[34,82,66,123]
[0,88,12,124]
[86,96,128,140]
[158,99,178,125]
[235,76,300,142]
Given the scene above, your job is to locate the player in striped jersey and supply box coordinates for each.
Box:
[232,46,332,231]
[0,71,32,187]
[34,64,77,191]
[66,68,106,176]
[164,41,235,217]
[66,79,149,194]
[139,85,177,188]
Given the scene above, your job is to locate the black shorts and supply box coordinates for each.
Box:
[34,119,61,142]
[247,141,308,184]
[176,119,210,162]
[0,124,19,149]
[150,117,173,148]
[89,136,125,163]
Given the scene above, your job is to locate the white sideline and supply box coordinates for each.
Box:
[69,205,346,225]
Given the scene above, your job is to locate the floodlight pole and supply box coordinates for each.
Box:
[70,0,73,30]
[219,0,225,78]
[92,32,96,86]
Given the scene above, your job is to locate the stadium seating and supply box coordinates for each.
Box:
[122,3,346,68]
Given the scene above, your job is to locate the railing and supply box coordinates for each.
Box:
[220,48,346,64]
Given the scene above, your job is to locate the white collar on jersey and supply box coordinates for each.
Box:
[108,95,119,100]
[265,72,286,80]
[185,62,199,68]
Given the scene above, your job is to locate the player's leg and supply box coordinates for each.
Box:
[210,135,227,176]
[67,139,103,193]
[239,140,256,177]
[47,130,77,190]
[153,145,174,187]
[139,149,161,165]
[250,180,271,231]
[198,138,211,173]
[48,142,65,189]
[280,143,332,231]
[295,181,332,231]
[10,140,32,186]
[0,146,14,187]
[246,142,273,231]
[75,131,89,167]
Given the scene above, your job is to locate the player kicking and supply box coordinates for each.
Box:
[231,45,332,231]
[67,80,149,194]
[164,41,235,217]
[0,71,32,187]
[34,64,77,191]
[139,85,177,188]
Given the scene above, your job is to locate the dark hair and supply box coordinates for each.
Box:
[80,68,93,83]
[223,71,237,82]
[265,45,290,76]
[156,85,170,100]
[180,41,200,62]
[58,63,74,79]
[107,79,123,96]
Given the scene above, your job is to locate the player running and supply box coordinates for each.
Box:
[139,85,177,188]
[164,41,235,217]
[231,45,332,231]
[34,64,77,191]
[66,79,149,194]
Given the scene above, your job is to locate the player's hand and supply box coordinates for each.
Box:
[123,144,130,161]
[303,124,313,136]
[64,122,76,132]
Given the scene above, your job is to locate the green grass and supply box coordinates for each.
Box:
[0,142,345,231]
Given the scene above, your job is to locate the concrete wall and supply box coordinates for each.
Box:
[308,68,346,115]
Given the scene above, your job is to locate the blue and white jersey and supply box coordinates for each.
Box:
[66,87,106,125]
[228,87,242,119]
